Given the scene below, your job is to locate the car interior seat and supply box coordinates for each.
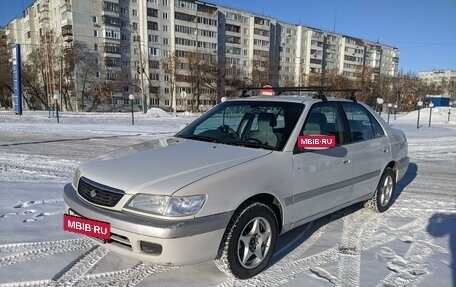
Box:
[303,112,328,135]
[250,113,279,147]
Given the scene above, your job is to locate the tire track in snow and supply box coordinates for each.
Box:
[53,246,110,285]
[0,279,54,287]
[336,210,371,287]
[74,262,179,287]
[0,153,76,182]
[14,199,64,209]
[0,239,94,266]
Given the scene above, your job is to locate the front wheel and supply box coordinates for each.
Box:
[365,167,396,213]
[215,202,278,279]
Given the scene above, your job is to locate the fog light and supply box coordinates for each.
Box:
[140,241,162,255]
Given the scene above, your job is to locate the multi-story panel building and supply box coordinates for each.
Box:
[5,0,399,111]
[419,70,456,86]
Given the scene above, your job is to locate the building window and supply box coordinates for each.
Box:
[92,16,97,23]
[132,9,138,16]
[163,12,168,19]
[148,34,159,43]
[93,30,98,37]
[163,25,168,32]
[94,43,98,51]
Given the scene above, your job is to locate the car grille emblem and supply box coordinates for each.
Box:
[90,189,97,198]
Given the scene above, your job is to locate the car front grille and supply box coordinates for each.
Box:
[77,177,125,207]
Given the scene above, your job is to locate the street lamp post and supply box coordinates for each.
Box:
[417,100,423,129]
[394,104,398,120]
[428,102,434,127]
[387,103,392,124]
[449,101,453,122]
[53,93,60,123]
[376,98,384,117]
[129,94,135,125]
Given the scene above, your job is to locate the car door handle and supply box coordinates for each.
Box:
[342,159,351,164]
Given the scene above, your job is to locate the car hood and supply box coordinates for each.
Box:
[78,137,271,195]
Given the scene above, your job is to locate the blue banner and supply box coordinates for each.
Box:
[12,44,22,115]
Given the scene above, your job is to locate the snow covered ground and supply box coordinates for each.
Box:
[0,107,455,287]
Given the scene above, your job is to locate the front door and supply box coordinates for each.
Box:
[290,102,354,225]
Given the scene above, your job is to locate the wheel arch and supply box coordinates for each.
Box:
[238,193,283,233]
[385,160,398,182]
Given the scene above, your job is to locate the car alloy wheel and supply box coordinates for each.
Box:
[215,202,278,279]
[365,167,396,213]
[237,216,272,269]
[379,173,394,207]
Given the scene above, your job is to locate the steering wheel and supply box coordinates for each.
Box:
[218,125,239,140]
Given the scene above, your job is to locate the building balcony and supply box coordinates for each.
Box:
[40,3,49,12]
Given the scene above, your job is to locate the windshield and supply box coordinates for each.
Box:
[176,101,304,151]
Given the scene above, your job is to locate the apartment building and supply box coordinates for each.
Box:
[5,0,399,111]
[419,70,456,86]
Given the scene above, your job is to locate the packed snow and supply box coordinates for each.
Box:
[0,106,455,287]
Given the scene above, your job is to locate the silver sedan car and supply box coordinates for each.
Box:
[63,95,409,279]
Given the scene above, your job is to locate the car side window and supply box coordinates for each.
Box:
[301,103,346,145]
[370,113,386,138]
[341,103,375,142]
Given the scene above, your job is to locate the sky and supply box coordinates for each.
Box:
[0,0,455,74]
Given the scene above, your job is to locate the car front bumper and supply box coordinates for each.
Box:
[63,183,232,265]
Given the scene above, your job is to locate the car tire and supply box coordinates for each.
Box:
[365,167,396,213]
[215,202,278,279]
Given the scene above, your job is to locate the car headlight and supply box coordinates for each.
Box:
[125,194,206,217]
[72,168,81,189]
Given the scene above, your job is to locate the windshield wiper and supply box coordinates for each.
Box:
[183,135,220,143]
[226,141,275,150]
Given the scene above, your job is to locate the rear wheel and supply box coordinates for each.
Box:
[215,202,278,279]
[365,168,396,213]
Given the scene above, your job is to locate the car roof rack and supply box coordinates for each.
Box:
[239,86,360,102]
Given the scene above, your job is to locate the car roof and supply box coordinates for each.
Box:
[226,95,356,105]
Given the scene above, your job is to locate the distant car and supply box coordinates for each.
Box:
[63,93,409,279]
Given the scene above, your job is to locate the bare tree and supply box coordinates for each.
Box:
[161,53,181,111]
[187,51,217,112]
[251,54,270,88]
[21,48,50,110]
[225,65,248,98]
[0,37,13,109]
[72,43,99,111]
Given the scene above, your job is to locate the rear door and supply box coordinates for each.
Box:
[340,103,391,201]
[290,102,354,225]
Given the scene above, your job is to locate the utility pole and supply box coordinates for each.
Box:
[321,35,327,86]
[134,26,147,113]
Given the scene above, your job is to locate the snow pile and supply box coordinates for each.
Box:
[147,107,172,118]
